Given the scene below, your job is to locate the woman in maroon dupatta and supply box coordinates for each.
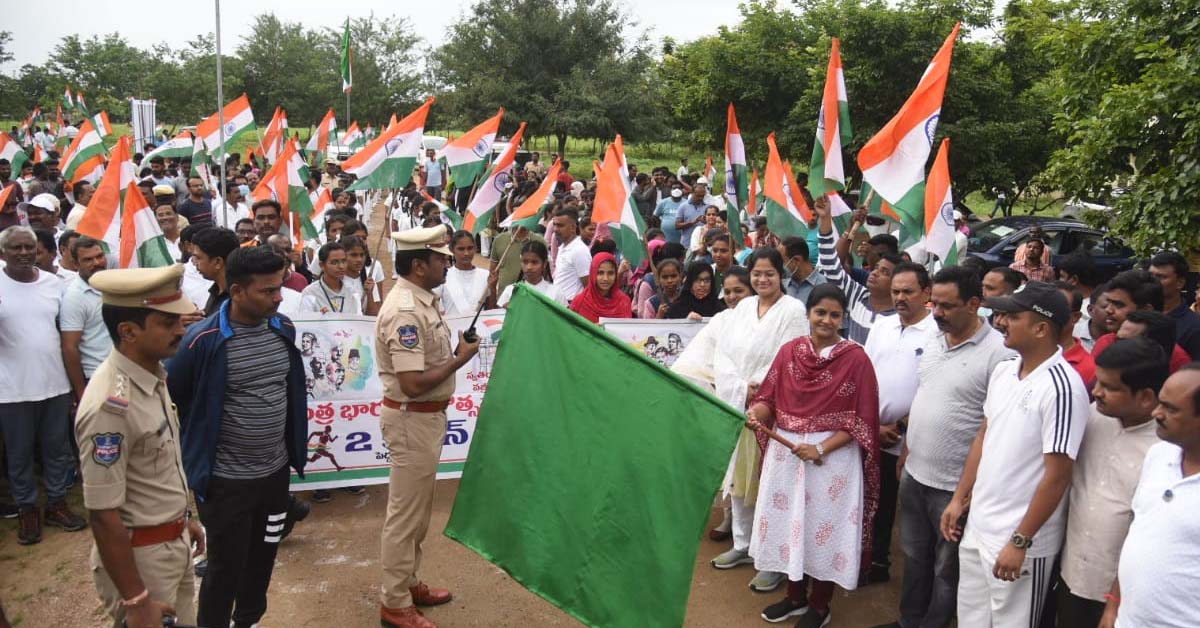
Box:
[745,283,881,627]
[569,252,632,323]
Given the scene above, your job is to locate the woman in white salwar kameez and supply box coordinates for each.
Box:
[672,248,808,593]
[746,283,881,628]
[436,230,490,317]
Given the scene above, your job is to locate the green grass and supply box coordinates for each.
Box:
[961,190,1065,219]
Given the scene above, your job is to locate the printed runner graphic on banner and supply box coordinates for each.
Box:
[600,318,707,368]
[288,311,505,491]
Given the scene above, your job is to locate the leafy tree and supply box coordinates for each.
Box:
[432,0,664,154]
[144,37,246,125]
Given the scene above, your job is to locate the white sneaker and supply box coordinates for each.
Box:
[711,548,754,569]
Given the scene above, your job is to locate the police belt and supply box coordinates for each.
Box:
[129,516,186,548]
[382,398,451,413]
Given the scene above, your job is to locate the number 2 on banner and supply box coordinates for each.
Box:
[346,432,373,452]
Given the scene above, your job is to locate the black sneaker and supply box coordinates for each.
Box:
[859,562,890,586]
[311,489,333,503]
[18,507,42,545]
[761,597,807,623]
[281,495,311,540]
[795,608,830,628]
[341,485,366,495]
[0,502,18,519]
[194,557,208,578]
[867,622,901,628]
[44,501,87,531]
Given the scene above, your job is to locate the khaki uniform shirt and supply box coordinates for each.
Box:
[376,276,455,402]
[75,350,189,528]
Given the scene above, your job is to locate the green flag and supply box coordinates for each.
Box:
[445,285,743,628]
[340,18,353,93]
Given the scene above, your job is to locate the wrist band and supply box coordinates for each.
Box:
[1103,593,1119,605]
[120,589,149,607]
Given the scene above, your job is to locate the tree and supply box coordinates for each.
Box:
[432,0,664,155]
[143,37,246,125]
[1014,0,1200,255]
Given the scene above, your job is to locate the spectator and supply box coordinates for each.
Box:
[942,282,1089,627]
[632,173,656,221]
[155,204,183,261]
[779,236,826,306]
[56,230,80,277]
[1090,270,1192,372]
[301,242,359,315]
[247,200,284,247]
[190,227,240,315]
[1058,337,1168,628]
[663,261,724,320]
[674,186,709,248]
[1010,238,1055,282]
[549,208,591,306]
[1099,365,1200,627]
[64,181,95,230]
[1149,251,1200,360]
[751,216,782,252]
[177,176,213,227]
[1057,252,1100,350]
[497,240,554,307]
[568,252,632,323]
[59,235,113,401]
[0,226,86,545]
[1116,310,1190,373]
[815,196,897,344]
[489,224,546,298]
[1055,281,1097,389]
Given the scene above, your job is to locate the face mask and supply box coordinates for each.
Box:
[978,306,993,319]
[239,184,250,197]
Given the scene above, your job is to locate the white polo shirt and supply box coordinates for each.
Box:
[1115,441,1200,628]
[552,236,591,306]
[864,310,938,455]
[963,348,1090,558]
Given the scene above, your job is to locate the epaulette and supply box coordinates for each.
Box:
[103,373,130,415]
[396,288,415,312]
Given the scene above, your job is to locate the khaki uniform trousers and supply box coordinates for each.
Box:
[380,406,447,608]
[93,532,196,627]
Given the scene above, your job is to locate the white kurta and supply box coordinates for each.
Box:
[436,266,490,318]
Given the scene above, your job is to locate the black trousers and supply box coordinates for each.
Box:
[1054,575,1105,628]
[197,465,290,628]
[872,450,901,569]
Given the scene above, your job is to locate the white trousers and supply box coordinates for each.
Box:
[731,496,755,553]
[958,541,1053,628]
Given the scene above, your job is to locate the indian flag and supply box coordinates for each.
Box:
[62,119,106,182]
[197,93,257,157]
[303,186,336,240]
[857,23,959,230]
[591,135,648,268]
[142,131,194,162]
[747,168,759,216]
[463,121,526,234]
[76,91,89,115]
[0,133,29,174]
[119,177,174,268]
[443,109,502,188]
[340,18,353,93]
[924,137,958,265]
[78,136,135,255]
[305,108,337,154]
[254,140,314,243]
[62,87,74,110]
[810,37,852,196]
[92,111,113,137]
[31,144,43,164]
[260,107,289,164]
[501,160,561,230]
[723,104,748,248]
[703,155,715,182]
[343,121,365,150]
[426,190,463,230]
[762,133,812,238]
[343,98,433,191]
[69,155,106,188]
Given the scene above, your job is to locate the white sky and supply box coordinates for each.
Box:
[2,0,750,73]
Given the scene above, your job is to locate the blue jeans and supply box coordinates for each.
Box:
[0,394,74,507]
[898,471,959,628]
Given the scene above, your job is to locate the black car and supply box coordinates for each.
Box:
[966,216,1137,282]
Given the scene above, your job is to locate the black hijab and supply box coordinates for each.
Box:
[665,261,726,319]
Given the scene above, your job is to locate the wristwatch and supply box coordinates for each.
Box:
[1010,532,1033,549]
[814,442,825,460]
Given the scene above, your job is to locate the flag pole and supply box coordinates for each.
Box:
[214,0,229,229]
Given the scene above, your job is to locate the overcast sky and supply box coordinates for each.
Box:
[3,0,751,73]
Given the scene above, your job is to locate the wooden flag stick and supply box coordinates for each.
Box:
[746,422,823,466]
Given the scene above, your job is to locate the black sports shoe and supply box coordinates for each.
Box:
[795,608,830,628]
[859,562,891,586]
[761,597,807,623]
[311,489,332,503]
[281,495,311,540]
[341,485,366,495]
[0,502,18,519]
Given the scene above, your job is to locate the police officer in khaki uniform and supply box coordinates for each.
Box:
[75,264,204,628]
[377,226,479,628]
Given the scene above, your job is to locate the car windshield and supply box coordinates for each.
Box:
[968,222,1019,252]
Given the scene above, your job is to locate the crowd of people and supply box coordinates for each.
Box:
[1,139,1199,628]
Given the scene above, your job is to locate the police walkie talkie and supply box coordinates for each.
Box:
[462,299,486,344]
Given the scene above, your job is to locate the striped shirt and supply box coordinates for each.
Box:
[965,349,1090,558]
[816,231,893,344]
[213,322,290,479]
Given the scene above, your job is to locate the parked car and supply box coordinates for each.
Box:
[966,216,1138,282]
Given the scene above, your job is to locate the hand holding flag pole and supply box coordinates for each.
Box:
[745,415,823,466]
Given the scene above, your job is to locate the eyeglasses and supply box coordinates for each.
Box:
[694,277,713,284]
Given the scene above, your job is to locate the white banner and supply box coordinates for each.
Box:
[599,318,707,368]
[288,311,505,491]
[130,98,156,151]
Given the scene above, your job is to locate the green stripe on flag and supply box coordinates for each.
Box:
[763,197,809,239]
[347,156,417,191]
[138,236,176,267]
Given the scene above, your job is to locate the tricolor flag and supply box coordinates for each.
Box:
[78,136,135,255]
[305,108,338,154]
[119,177,174,268]
[343,98,434,191]
[425,190,463,230]
[340,18,353,94]
[69,155,107,188]
[703,155,715,182]
[55,103,66,144]
[501,160,561,230]
[723,104,749,248]
[62,119,106,182]
[92,111,113,138]
[142,131,194,163]
[747,168,759,216]
[342,121,365,150]
[443,109,502,188]
[260,107,289,164]
[76,91,90,116]
[591,135,648,268]
[463,121,526,234]
[197,93,257,157]
[810,38,852,197]
[304,186,336,240]
[762,133,812,238]
[923,137,957,265]
[0,133,30,174]
[62,87,74,111]
[31,144,44,164]
[254,140,314,244]
[857,23,959,230]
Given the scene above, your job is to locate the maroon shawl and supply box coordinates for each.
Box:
[750,336,881,559]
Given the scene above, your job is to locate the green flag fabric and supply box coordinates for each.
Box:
[445,285,744,628]
[340,18,353,93]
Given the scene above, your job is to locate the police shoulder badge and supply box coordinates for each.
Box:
[398,324,420,349]
[93,433,123,467]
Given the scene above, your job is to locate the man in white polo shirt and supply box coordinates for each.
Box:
[862,262,937,586]
[940,281,1090,627]
[549,207,591,306]
[1099,365,1200,628]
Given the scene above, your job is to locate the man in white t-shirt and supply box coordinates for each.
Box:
[550,207,592,306]
[1099,366,1200,628]
[0,226,87,545]
[941,281,1090,627]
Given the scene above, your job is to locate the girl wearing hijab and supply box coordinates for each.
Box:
[569,252,632,323]
[665,261,726,320]
[671,248,809,593]
[747,283,881,626]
